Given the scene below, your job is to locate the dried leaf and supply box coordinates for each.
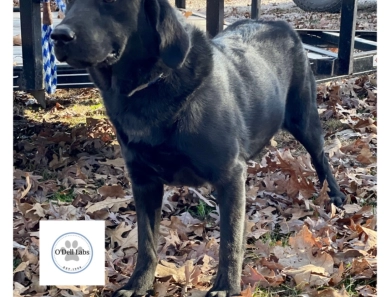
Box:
[156,260,194,283]
[86,197,132,213]
[106,222,138,249]
[324,138,343,158]
[240,284,254,297]
[317,287,350,297]
[330,262,344,285]
[98,185,126,198]
[183,11,193,18]
[13,261,29,274]
[285,264,330,288]
[356,147,376,164]
[26,203,46,218]
[356,225,377,251]
[314,180,330,206]
[99,158,125,167]
[153,279,171,297]
[241,265,269,287]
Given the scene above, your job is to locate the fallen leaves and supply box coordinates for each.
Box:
[286,264,330,288]
[156,260,199,284]
[13,72,377,296]
[241,265,269,287]
[153,279,171,297]
[223,3,377,32]
[182,10,193,18]
[106,222,138,249]
[316,287,350,297]
[240,284,254,297]
[356,225,377,251]
[324,137,343,159]
[86,197,132,213]
[275,226,334,288]
[97,184,126,198]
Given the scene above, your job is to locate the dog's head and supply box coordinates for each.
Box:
[51,0,190,69]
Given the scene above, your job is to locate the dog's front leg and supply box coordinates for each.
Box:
[113,180,163,297]
[207,162,247,297]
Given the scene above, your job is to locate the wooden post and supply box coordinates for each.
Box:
[206,0,224,37]
[251,0,261,20]
[19,0,46,107]
[175,0,186,9]
[337,0,358,75]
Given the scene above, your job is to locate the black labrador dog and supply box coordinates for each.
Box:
[51,0,345,296]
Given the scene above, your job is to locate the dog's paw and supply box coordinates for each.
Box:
[330,192,346,208]
[206,290,231,297]
[206,273,241,297]
[112,284,151,297]
[112,289,137,297]
[112,268,155,297]
[206,286,241,297]
[112,288,152,297]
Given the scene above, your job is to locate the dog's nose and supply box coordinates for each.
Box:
[51,25,76,43]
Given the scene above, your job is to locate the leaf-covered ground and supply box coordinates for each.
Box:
[13,71,377,296]
[174,0,377,31]
[12,2,377,295]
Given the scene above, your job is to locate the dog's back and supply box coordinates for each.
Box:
[192,19,315,160]
[211,19,312,91]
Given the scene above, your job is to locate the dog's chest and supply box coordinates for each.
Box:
[129,144,207,187]
[101,91,206,186]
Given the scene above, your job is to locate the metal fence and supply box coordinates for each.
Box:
[13,0,377,107]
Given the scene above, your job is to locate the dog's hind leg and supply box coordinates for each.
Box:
[283,74,346,207]
[207,161,247,297]
[113,180,163,297]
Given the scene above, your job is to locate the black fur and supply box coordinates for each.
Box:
[52,0,346,296]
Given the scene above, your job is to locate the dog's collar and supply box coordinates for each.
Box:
[127,73,164,97]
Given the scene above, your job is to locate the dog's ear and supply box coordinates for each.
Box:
[145,0,190,69]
